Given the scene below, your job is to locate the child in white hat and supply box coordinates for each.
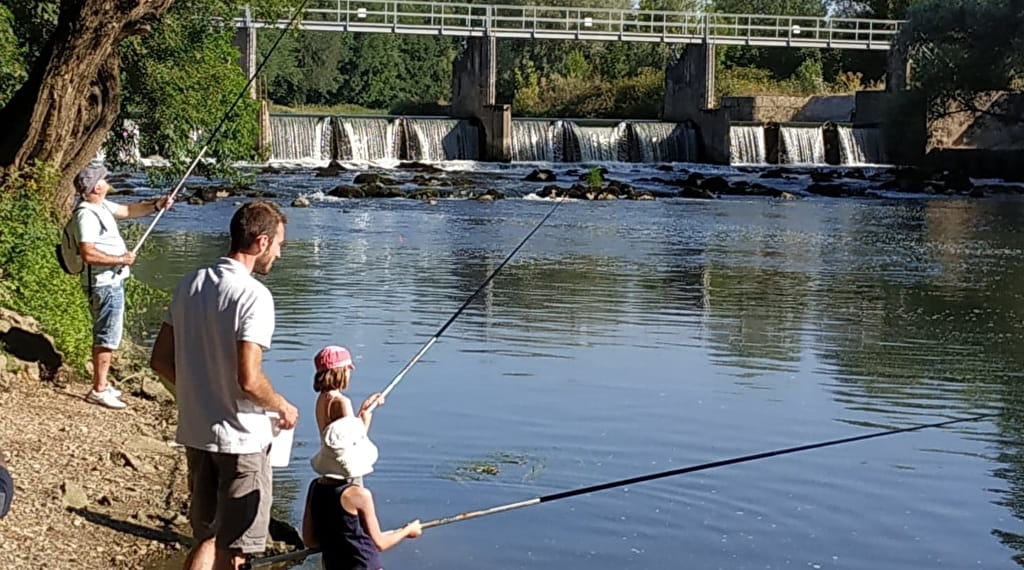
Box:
[313,345,384,435]
[302,416,422,569]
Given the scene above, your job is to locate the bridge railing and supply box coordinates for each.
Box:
[258,0,902,49]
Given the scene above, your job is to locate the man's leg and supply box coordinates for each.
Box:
[184,538,216,570]
[184,448,219,570]
[85,285,126,408]
[91,346,113,393]
[213,452,273,570]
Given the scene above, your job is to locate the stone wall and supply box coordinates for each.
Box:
[720,95,855,123]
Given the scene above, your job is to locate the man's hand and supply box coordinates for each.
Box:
[156,196,174,211]
[277,400,299,430]
[120,251,137,266]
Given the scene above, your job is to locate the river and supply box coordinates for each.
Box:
[135,160,1024,569]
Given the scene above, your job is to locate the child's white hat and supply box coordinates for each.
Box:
[311,416,378,480]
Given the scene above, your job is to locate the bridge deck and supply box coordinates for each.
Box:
[239,1,902,51]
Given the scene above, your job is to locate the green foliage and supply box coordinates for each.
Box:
[117,1,262,174]
[898,0,1024,119]
[0,0,58,65]
[793,58,824,93]
[586,167,604,189]
[564,49,591,79]
[0,165,92,368]
[0,5,25,106]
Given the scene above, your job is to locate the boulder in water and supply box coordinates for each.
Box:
[328,185,364,199]
[291,197,311,208]
[524,169,557,182]
[354,173,397,186]
[678,187,718,200]
[699,176,730,193]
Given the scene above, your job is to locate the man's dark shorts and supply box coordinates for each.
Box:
[185,447,271,553]
[0,464,13,519]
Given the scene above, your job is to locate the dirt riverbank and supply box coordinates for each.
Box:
[0,311,190,569]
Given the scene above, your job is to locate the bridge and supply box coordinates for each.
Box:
[237,0,903,51]
[233,2,910,163]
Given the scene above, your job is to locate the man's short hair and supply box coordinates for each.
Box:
[229,201,287,253]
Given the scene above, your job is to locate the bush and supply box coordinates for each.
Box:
[0,165,92,368]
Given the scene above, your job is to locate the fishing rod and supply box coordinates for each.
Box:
[365,195,566,412]
[244,412,996,569]
[126,0,312,260]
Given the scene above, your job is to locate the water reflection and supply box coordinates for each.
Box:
[133,191,1024,569]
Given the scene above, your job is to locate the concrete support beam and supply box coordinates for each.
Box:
[663,42,716,121]
[885,42,911,92]
[662,42,728,164]
[452,37,509,161]
[452,37,496,118]
[233,7,258,99]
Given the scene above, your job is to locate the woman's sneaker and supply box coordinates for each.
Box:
[86,388,127,409]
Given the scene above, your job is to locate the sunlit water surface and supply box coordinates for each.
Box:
[135,163,1024,569]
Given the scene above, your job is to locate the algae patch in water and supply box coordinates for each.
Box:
[439,451,545,482]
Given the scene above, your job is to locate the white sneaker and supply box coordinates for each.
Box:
[86,388,127,409]
[107,385,122,398]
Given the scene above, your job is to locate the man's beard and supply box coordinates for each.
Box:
[253,251,275,275]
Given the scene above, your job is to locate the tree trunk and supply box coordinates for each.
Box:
[0,0,174,209]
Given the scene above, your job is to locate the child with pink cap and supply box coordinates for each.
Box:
[313,346,385,435]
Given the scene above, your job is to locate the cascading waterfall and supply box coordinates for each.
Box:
[334,117,398,162]
[406,119,480,161]
[511,120,561,162]
[632,122,699,163]
[269,115,330,161]
[729,126,767,165]
[837,126,886,165]
[779,126,826,165]
[780,126,826,165]
[567,122,628,162]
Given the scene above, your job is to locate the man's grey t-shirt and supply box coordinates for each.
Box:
[166,257,276,454]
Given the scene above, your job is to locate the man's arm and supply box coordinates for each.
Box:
[149,323,176,384]
[113,196,171,220]
[79,242,136,266]
[238,341,298,428]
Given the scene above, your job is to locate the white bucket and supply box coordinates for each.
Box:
[267,413,294,468]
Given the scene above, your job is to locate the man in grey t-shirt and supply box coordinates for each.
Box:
[150,201,298,570]
[72,165,171,409]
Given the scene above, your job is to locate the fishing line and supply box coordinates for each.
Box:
[243,412,996,569]
[126,0,312,259]
[367,195,566,411]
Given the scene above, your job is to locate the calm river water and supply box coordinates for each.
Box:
[137,162,1024,569]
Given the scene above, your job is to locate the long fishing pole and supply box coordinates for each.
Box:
[366,196,566,411]
[243,412,996,569]
[127,0,311,258]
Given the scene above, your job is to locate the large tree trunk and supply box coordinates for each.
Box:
[0,0,174,209]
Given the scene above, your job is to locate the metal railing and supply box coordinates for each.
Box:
[238,1,903,50]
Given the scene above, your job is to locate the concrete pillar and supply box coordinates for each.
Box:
[451,37,496,118]
[232,7,258,99]
[885,43,911,92]
[662,43,727,164]
[451,37,508,161]
[478,104,512,162]
[663,42,716,121]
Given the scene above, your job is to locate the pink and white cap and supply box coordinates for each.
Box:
[314,345,355,372]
